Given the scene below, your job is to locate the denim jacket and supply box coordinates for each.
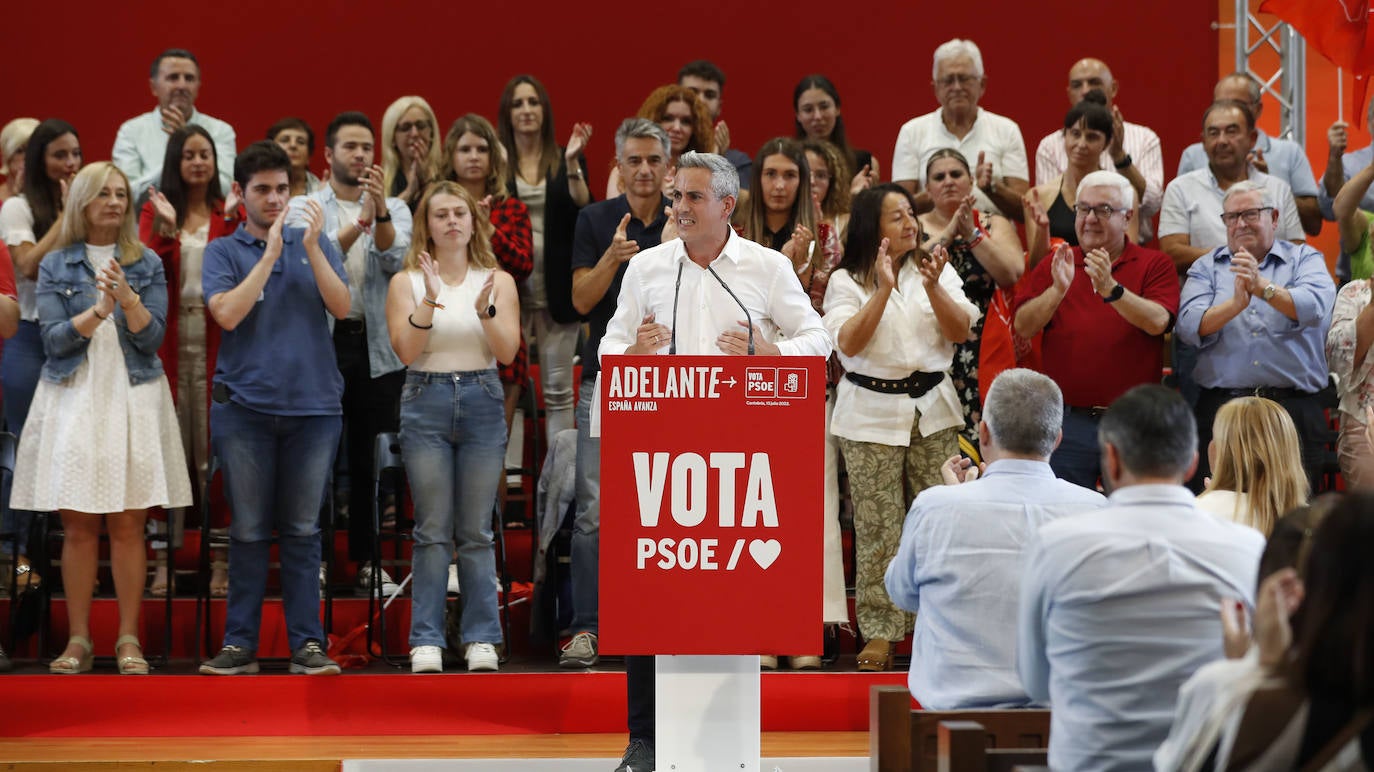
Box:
[304,186,412,377]
[37,243,168,385]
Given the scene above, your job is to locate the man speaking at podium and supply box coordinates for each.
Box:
[598,151,831,771]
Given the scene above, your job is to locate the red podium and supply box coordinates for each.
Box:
[599,355,826,769]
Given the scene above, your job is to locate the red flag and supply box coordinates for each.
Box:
[1259,0,1374,124]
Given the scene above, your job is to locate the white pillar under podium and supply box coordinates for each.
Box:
[655,654,761,771]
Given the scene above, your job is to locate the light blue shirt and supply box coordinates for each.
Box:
[1017,484,1265,772]
[305,187,412,378]
[112,107,236,198]
[884,458,1106,709]
[1177,239,1335,392]
[1318,144,1374,279]
[1178,129,1320,198]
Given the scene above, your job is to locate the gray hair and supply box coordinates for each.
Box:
[1219,72,1262,105]
[1222,179,1276,209]
[615,118,671,162]
[983,369,1063,458]
[1098,385,1198,479]
[932,39,985,80]
[1076,170,1135,210]
[676,151,739,200]
[0,118,38,161]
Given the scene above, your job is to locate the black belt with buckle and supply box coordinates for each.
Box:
[1204,386,1311,402]
[845,370,944,399]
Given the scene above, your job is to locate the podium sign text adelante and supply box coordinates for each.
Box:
[599,355,825,654]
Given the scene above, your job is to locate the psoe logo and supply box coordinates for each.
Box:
[777,368,807,399]
[744,367,776,397]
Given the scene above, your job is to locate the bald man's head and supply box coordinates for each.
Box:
[1067,58,1118,106]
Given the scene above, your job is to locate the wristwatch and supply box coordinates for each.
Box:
[1114,154,1133,170]
[1262,283,1278,301]
[375,211,392,223]
[485,304,497,318]
[1102,283,1125,303]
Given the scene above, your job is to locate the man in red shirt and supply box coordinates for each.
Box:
[1013,170,1178,489]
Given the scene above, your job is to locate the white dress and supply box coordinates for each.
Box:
[11,259,192,513]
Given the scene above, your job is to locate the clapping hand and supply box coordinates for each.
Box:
[940,454,985,485]
[565,122,593,163]
[975,151,994,191]
[148,187,178,237]
[713,120,731,154]
[417,251,442,302]
[1049,242,1074,293]
[160,105,187,135]
[1083,247,1116,297]
[919,243,950,287]
[875,237,896,292]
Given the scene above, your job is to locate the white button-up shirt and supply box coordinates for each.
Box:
[822,259,979,444]
[1018,484,1264,772]
[599,227,831,360]
[885,459,1106,709]
[112,107,237,198]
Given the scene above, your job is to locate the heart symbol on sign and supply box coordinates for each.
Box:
[749,539,781,570]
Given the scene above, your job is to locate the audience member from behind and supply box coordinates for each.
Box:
[1034,58,1162,240]
[794,74,875,192]
[267,117,321,197]
[386,182,520,674]
[1013,171,1177,490]
[12,162,191,675]
[1328,264,1374,487]
[1197,396,1309,536]
[140,125,243,597]
[1017,385,1265,771]
[1,118,38,203]
[113,48,235,198]
[886,368,1106,709]
[677,60,752,188]
[1158,492,1374,769]
[0,118,82,595]
[824,184,978,672]
[1178,72,1322,236]
[1177,181,1335,493]
[891,39,1028,219]
[198,142,350,677]
[498,74,592,442]
[380,96,443,211]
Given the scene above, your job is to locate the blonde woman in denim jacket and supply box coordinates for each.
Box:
[11,162,191,674]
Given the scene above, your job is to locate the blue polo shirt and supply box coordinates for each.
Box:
[571,194,670,381]
[203,224,348,415]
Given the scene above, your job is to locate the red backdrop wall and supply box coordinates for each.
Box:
[6,2,1218,197]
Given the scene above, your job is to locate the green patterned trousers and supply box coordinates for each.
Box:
[837,417,957,642]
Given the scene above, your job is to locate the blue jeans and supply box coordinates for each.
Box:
[570,382,599,634]
[1,321,43,555]
[401,369,506,649]
[1050,408,1103,491]
[211,400,341,652]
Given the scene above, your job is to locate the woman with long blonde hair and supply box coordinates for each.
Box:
[12,162,191,674]
[386,181,519,673]
[381,96,443,210]
[1198,396,1309,536]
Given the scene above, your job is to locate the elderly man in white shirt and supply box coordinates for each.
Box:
[885,368,1105,709]
[112,48,236,198]
[891,38,1029,220]
[1018,384,1264,772]
[598,151,830,772]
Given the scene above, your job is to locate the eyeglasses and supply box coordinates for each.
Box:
[396,120,431,134]
[936,74,979,88]
[1073,203,1125,219]
[1220,207,1274,226]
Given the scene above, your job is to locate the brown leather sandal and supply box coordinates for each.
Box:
[856,639,892,672]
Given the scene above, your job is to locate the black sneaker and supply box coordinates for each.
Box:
[199,645,259,675]
[613,738,654,772]
[289,639,341,675]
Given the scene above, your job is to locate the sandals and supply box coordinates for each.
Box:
[14,556,42,593]
[209,558,229,598]
[148,559,172,598]
[857,639,893,672]
[116,635,149,675]
[49,635,94,674]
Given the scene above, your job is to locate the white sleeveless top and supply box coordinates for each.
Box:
[406,268,496,373]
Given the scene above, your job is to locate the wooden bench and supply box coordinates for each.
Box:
[938,720,1049,772]
[870,685,1051,772]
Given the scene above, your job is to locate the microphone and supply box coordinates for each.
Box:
[706,264,754,355]
[668,262,683,355]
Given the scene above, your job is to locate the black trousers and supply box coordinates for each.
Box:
[334,320,404,562]
[1193,387,1328,494]
[626,655,655,742]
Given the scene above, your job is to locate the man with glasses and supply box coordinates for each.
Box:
[1177,180,1335,491]
[1013,171,1178,489]
[1177,73,1321,236]
[891,38,1029,220]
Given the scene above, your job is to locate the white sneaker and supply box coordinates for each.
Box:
[465,642,499,671]
[410,645,443,673]
[357,562,401,597]
[447,564,460,595]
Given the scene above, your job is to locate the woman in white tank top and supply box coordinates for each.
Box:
[386,181,519,673]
